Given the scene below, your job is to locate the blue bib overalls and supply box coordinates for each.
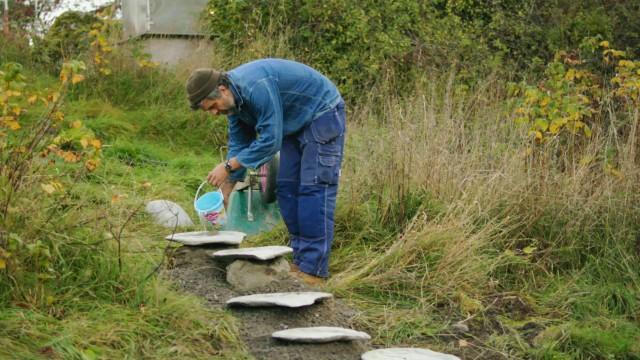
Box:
[277,102,346,277]
[223,59,345,278]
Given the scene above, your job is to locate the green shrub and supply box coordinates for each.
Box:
[36,11,102,70]
[206,0,496,97]
[206,0,640,96]
[0,35,33,65]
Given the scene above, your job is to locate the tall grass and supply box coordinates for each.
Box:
[0,280,248,359]
[217,23,640,357]
[3,12,639,358]
[328,73,640,358]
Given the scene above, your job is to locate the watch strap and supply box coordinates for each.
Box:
[224,160,234,173]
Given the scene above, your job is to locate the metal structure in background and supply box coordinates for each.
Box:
[122,0,208,38]
[121,0,211,66]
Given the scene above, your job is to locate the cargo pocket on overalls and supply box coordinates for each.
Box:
[316,143,341,185]
[306,104,345,185]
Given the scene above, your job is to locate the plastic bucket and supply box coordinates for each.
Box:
[194,181,225,226]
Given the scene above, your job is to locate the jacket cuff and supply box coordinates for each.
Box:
[229,168,247,182]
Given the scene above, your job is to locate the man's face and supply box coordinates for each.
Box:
[201,85,236,116]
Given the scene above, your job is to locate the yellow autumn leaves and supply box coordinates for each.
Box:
[59,60,87,86]
[89,10,115,76]
[610,58,640,104]
[137,58,160,69]
[59,63,85,84]
[89,9,159,74]
[513,75,594,143]
[0,63,26,134]
[1,61,86,136]
[508,39,637,180]
[41,181,64,195]
[0,61,105,197]
[45,119,103,174]
[80,136,102,150]
[510,40,637,144]
[1,116,21,131]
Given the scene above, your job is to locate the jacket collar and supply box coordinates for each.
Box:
[227,74,244,111]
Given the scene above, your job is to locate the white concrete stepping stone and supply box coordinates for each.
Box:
[211,246,292,261]
[165,231,246,246]
[146,200,194,228]
[272,326,371,343]
[226,292,333,308]
[361,348,461,360]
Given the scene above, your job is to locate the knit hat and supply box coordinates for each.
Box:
[186,68,222,110]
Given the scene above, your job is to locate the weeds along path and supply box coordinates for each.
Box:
[163,243,370,360]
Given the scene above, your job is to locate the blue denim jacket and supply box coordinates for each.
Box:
[225,58,342,180]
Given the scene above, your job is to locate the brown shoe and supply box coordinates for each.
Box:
[291,268,326,286]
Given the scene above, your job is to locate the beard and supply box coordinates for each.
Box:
[220,96,238,115]
[219,106,238,116]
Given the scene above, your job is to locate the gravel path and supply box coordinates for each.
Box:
[164,244,371,360]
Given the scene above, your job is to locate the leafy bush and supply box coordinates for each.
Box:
[432,0,640,70]
[36,11,102,69]
[508,39,640,180]
[0,34,33,65]
[206,0,640,96]
[0,60,104,301]
[206,0,496,96]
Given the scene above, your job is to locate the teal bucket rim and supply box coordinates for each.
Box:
[195,191,223,213]
[194,181,224,213]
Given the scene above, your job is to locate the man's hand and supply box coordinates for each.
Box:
[207,162,229,187]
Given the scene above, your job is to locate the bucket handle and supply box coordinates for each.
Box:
[194,181,218,212]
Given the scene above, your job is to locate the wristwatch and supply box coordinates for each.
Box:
[224,160,235,173]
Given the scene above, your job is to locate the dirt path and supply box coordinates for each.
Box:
[164,244,371,360]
